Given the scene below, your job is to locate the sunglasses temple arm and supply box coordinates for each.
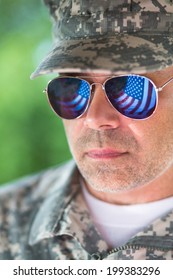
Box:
[158,77,173,92]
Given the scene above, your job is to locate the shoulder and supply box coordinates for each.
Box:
[0,159,76,205]
[0,160,79,259]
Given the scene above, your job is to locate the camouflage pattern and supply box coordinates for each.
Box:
[0,160,173,260]
[31,0,173,79]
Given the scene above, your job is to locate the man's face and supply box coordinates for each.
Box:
[62,66,173,199]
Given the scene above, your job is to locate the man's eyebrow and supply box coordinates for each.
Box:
[59,73,100,83]
[59,72,90,77]
[59,73,112,80]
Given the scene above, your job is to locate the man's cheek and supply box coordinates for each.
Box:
[128,123,145,139]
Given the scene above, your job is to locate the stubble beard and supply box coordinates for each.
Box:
[71,129,144,193]
[69,128,173,194]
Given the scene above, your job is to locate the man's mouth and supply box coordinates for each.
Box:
[85,148,127,160]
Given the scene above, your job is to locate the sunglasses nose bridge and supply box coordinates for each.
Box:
[90,82,105,95]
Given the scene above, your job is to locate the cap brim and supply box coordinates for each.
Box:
[31,33,173,79]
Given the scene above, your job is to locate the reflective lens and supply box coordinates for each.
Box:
[47,77,90,119]
[46,75,158,120]
[105,75,157,119]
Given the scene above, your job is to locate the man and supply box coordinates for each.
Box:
[0,0,173,260]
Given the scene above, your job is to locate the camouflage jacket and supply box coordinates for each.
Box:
[0,160,173,260]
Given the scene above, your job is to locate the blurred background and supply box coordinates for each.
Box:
[0,0,71,185]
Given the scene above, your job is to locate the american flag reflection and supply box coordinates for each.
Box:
[57,79,90,118]
[107,76,156,119]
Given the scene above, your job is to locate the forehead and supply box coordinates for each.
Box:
[60,65,173,77]
[58,68,173,92]
[59,66,173,84]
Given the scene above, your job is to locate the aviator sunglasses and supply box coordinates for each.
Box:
[44,74,173,120]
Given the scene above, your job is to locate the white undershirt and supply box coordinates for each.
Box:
[82,185,173,248]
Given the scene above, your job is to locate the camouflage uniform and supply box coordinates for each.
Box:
[0,160,173,260]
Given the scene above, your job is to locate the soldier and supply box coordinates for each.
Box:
[0,0,173,259]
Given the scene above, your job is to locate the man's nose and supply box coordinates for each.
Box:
[83,84,122,130]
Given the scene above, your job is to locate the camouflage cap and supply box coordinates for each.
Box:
[31,0,173,78]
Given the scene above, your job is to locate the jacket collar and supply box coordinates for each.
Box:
[29,160,79,245]
[128,209,173,250]
[28,160,108,254]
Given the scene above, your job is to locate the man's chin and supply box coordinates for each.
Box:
[81,172,136,194]
[77,157,142,193]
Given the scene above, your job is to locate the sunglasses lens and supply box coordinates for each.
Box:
[47,77,90,119]
[105,75,157,119]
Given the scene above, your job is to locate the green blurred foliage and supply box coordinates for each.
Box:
[0,0,71,185]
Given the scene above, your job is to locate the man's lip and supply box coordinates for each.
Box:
[85,149,127,159]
